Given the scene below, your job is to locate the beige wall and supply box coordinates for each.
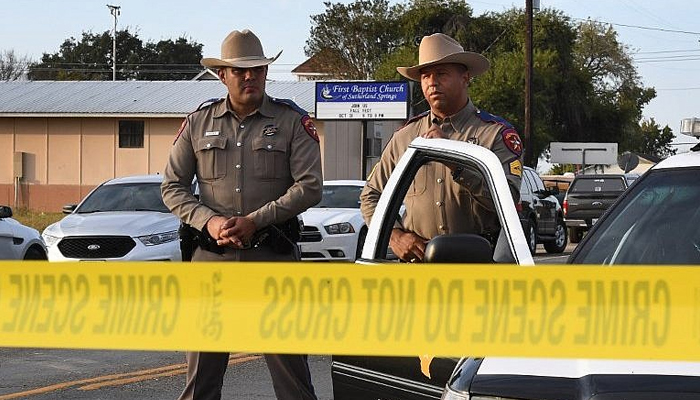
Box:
[0,116,182,211]
[0,115,387,211]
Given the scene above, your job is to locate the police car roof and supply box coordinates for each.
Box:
[652,147,700,170]
[104,174,163,185]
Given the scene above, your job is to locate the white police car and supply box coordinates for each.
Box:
[441,123,700,399]
[42,175,181,261]
[0,205,47,260]
[299,180,368,261]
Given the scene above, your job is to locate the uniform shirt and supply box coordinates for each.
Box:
[360,100,522,240]
[162,94,323,232]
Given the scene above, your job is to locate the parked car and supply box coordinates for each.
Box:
[518,167,567,255]
[441,129,700,399]
[299,180,367,261]
[562,173,627,243]
[332,138,533,400]
[42,175,181,261]
[0,205,47,260]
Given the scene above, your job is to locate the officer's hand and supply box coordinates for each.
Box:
[219,216,257,248]
[206,215,229,240]
[420,122,446,139]
[389,228,428,262]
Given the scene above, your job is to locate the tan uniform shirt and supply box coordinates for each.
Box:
[361,100,522,240]
[162,94,322,232]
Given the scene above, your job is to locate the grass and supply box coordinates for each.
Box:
[11,208,65,233]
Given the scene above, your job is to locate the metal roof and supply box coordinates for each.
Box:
[0,80,316,117]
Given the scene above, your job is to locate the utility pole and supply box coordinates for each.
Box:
[107,4,120,81]
[524,0,534,167]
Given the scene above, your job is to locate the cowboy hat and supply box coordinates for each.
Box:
[396,33,490,81]
[201,29,282,69]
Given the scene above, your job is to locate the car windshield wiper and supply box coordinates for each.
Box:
[77,209,107,214]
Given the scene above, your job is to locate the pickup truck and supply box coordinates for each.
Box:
[331,137,533,400]
[562,174,627,243]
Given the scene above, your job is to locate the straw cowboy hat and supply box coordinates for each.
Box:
[201,29,282,69]
[397,33,490,81]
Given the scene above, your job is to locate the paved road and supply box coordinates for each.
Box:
[0,349,333,400]
[0,245,576,400]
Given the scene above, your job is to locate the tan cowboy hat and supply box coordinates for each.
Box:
[396,33,490,81]
[201,29,282,69]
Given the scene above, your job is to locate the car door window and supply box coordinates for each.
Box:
[368,151,516,263]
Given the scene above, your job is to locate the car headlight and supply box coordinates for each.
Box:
[137,230,179,246]
[324,222,355,235]
[42,234,61,247]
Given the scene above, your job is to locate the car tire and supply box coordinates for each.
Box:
[24,245,47,260]
[525,219,537,255]
[544,219,568,253]
[355,227,367,260]
[568,227,584,244]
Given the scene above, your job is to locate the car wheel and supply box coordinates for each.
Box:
[525,219,537,255]
[569,227,584,244]
[24,245,47,260]
[544,219,568,253]
[355,227,367,260]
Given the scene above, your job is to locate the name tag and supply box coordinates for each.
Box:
[204,131,220,137]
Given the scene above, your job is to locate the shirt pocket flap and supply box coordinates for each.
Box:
[196,136,227,152]
[252,136,287,154]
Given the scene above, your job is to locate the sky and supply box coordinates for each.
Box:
[1,0,699,152]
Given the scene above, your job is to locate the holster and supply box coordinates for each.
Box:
[255,217,302,254]
[178,222,200,261]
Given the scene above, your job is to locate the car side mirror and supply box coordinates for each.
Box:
[423,234,493,263]
[0,205,12,218]
[62,204,77,214]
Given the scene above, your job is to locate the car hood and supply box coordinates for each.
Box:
[6,218,41,238]
[45,211,179,237]
[477,358,700,377]
[301,208,360,227]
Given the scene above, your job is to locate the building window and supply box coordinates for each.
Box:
[119,120,144,148]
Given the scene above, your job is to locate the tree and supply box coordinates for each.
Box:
[306,0,402,80]
[0,50,32,80]
[27,29,203,81]
[625,118,677,159]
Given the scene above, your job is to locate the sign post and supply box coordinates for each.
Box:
[549,142,618,174]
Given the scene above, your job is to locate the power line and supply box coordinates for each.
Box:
[572,17,700,36]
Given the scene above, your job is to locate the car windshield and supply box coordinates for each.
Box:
[315,185,363,209]
[77,182,170,213]
[569,177,626,193]
[572,168,700,264]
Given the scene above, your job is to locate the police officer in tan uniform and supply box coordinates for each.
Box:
[161,29,321,400]
[361,33,523,262]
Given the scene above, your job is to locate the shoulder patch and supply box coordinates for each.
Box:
[476,109,515,129]
[502,128,523,156]
[270,97,319,142]
[301,115,320,143]
[270,97,309,116]
[509,159,523,177]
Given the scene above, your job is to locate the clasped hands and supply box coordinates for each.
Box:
[206,215,257,249]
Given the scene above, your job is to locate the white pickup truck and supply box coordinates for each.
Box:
[332,137,534,400]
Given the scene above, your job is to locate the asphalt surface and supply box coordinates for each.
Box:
[0,246,573,400]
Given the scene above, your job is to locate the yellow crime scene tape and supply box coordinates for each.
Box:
[0,261,699,361]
